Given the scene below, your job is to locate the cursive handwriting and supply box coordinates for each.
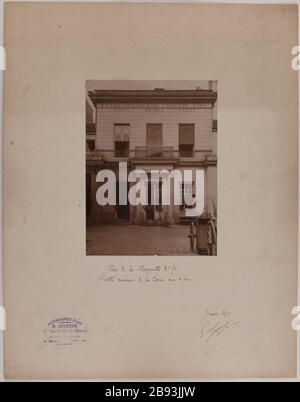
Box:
[98,264,192,284]
[193,310,240,343]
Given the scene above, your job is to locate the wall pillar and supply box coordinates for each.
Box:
[90,171,102,223]
[167,187,175,225]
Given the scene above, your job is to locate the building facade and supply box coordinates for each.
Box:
[86,87,217,225]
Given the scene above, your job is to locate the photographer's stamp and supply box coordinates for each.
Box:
[43,317,88,347]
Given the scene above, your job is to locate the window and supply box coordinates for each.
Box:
[115,141,129,157]
[179,124,195,157]
[114,124,130,157]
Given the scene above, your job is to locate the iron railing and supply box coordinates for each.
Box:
[134,147,174,159]
[86,148,214,161]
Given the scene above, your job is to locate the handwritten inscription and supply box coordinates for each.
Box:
[98,264,192,284]
[192,310,240,344]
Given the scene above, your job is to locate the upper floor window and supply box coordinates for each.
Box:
[146,124,163,158]
[179,124,195,157]
[114,124,130,157]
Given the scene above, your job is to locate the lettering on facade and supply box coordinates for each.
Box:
[98,103,212,110]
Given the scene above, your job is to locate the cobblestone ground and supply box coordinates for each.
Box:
[86,223,194,256]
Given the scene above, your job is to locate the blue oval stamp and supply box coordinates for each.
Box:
[43,317,88,346]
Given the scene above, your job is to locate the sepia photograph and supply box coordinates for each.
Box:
[86,80,218,256]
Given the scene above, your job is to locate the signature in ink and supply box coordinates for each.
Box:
[192,310,240,343]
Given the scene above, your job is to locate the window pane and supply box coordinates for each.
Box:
[179,144,194,157]
[114,124,130,141]
[115,141,129,157]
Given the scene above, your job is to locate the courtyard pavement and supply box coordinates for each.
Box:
[86,223,194,256]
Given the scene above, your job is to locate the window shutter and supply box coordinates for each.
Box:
[179,124,195,145]
[146,124,162,147]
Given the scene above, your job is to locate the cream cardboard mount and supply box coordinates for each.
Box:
[3,3,299,379]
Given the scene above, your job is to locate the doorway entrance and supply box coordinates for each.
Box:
[117,205,130,220]
[146,176,155,220]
